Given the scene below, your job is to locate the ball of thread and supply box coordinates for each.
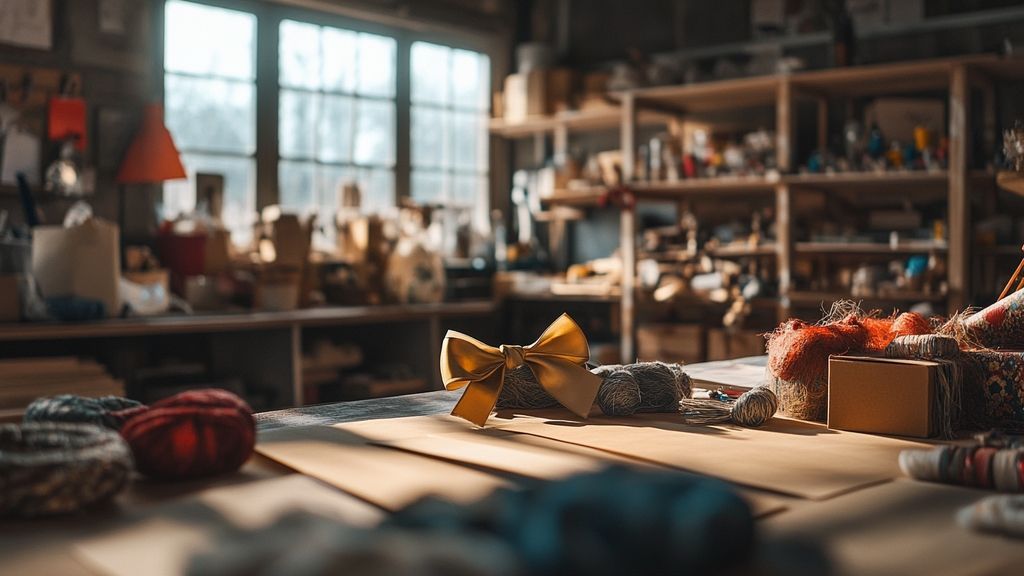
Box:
[24,395,148,430]
[496,366,559,410]
[120,389,255,480]
[884,334,960,360]
[596,370,640,416]
[731,387,778,427]
[0,423,132,517]
[630,361,686,412]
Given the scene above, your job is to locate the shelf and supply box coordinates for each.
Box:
[631,176,780,198]
[0,301,498,342]
[628,75,781,115]
[489,108,671,139]
[977,245,1024,256]
[788,291,946,306]
[785,171,949,192]
[541,187,607,207]
[795,241,947,255]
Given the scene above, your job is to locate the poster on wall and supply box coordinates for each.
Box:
[0,0,52,50]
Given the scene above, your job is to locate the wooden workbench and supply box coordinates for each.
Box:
[2,383,1023,575]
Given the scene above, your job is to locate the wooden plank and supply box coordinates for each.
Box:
[620,93,637,364]
[948,64,970,310]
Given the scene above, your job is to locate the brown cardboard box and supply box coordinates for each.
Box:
[707,328,766,361]
[503,69,575,123]
[638,323,704,364]
[828,355,937,438]
[0,275,19,322]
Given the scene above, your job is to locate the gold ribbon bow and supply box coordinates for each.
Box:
[440,313,602,426]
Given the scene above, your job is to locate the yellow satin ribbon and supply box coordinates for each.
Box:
[440,313,602,426]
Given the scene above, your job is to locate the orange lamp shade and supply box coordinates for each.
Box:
[116,104,187,184]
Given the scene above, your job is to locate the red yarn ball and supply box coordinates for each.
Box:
[120,389,255,480]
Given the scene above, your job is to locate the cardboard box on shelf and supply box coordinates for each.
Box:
[828,355,938,438]
[707,328,766,361]
[638,323,704,365]
[503,69,575,123]
[32,218,121,317]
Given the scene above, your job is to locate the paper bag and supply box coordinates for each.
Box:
[33,218,121,317]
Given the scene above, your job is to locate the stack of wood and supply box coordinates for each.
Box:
[0,357,123,422]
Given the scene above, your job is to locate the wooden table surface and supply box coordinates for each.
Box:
[3,388,1024,575]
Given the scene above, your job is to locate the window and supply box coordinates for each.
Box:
[410,41,490,215]
[163,2,493,248]
[278,19,396,248]
[163,0,257,245]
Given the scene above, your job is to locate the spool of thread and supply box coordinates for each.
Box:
[884,334,960,360]
[0,423,132,517]
[120,389,255,480]
[24,395,148,430]
[679,386,779,427]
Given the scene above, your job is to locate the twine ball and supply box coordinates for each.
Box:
[0,423,132,517]
[596,370,640,416]
[24,395,148,430]
[496,366,559,410]
[120,389,255,480]
[731,387,779,427]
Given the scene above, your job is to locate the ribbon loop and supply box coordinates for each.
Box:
[440,314,602,426]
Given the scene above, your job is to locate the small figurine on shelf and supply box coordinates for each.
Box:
[886,141,904,169]
[867,123,886,160]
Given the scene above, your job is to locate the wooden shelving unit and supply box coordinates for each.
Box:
[491,54,1024,363]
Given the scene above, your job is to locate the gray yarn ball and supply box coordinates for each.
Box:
[496,366,559,410]
[732,387,779,427]
[596,370,641,416]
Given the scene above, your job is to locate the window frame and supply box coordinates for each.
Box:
[158,0,506,239]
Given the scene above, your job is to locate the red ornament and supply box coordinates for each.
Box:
[120,389,255,480]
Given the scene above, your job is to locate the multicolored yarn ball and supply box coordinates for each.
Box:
[120,389,255,480]
[0,423,132,517]
[899,440,1024,492]
[679,386,779,427]
[24,395,148,430]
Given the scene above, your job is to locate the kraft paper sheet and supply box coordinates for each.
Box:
[364,417,786,517]
[764,479,1024,575]
[489,411,932,500]
[74,475,382,576]
[255,425,511,510]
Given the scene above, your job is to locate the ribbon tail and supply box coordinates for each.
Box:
[450,368,505,427]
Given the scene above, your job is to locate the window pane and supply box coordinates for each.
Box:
[279,89,319,159]
[165,1,255,80]
[279,160,317,215]
[451,110,483,172]
[322,27,357,93]
[412,170,446,204]
[411,42,450,105]
[354,99,395,166]
[358,168,395,212]
[452,49,490,111]
[411,105,447,169]
[319,95,353,163]
[164,153,256,246]
[165,75,255,154]
[280,20,321,90]
[357,33,396,97]
[452,173,486,206]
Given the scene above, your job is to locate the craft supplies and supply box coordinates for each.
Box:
[828,356,959,439]
[899,434,1024,491]
[679,386,778,427]
[766,303,931,422]
[440,314,601,426]
[957,495,1024,539]
[120,389,255,480]
[954,287,1024,349]
[961,350,1024,431]
[0,422,132,517]
[498,361,691,417]
[23,395,147,430]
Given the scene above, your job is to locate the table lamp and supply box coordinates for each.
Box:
[115,103,186,241]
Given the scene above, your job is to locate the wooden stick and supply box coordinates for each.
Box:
[999,244,1024,301]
